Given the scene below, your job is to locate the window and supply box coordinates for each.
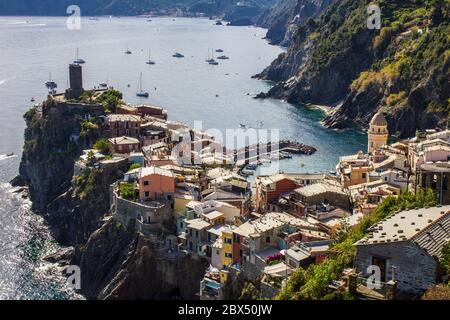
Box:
[362,173,366,179]
[225,237,232,244]
[196,230,199,238]
[144,191,149,198]
[144,180,149,186]
[216,250,220,255]
[266,236,270,243]
[225,253,232,259]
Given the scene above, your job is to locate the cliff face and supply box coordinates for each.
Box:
[99,235,209,300]
[71,218,134,299]
[19,96,209,300]
[257,0,334,46]
[258,0,449,137]
[19,99,100,213]
[73,225,209,300]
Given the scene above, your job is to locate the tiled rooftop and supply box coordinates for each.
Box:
[355,206,450,247]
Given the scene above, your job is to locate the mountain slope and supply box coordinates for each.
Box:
[257,0,334,46]
[0,0,276,16]
[258,0,449,137]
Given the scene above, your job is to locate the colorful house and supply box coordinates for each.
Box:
[138,166,175,202]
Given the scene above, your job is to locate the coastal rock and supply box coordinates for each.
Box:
[98,234,210,300]
[258,0,449,136]
[71,218,134,299]
[44,246,75,265]
[257,0,334,46]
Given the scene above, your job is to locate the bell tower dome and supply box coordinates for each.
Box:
[368,110,388,154]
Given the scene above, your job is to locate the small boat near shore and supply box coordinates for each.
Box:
[45,72,57,89]
[136,72,149,98]
[73,48,86,64]
[173,52,184,58]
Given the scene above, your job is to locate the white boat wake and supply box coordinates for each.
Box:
[0,79,7,86]
[0,154,17,161]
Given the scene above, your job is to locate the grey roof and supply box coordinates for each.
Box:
[412,213,450,259]
[355,206,450,254]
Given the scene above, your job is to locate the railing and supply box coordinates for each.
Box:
[356,275,388,299]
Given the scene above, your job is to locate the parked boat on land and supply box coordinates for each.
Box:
[173,52,184,58]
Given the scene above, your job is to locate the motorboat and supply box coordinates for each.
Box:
[45,72,57,89]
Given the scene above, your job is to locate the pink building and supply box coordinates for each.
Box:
[138,167,175,202]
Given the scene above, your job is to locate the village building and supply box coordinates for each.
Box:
[292,180,350,210]
[138,166,176,202]
[354,206,450,295]
[109,136,140,154]
[137,105,168,120]
[337,151,374,188]
[255,173,325,213]
[104,114,142,138]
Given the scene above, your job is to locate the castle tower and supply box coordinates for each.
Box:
[368,110,388,154]
[65,64,84,100]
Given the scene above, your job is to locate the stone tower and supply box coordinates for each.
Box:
[368,110,388,154]
[65,64,84,100]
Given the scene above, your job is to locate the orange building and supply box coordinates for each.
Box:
[138,166,176,202]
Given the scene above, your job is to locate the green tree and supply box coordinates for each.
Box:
[97,89,123,113]
[93,139,112,155]
[119,182,135,201]
[128,162,142,172]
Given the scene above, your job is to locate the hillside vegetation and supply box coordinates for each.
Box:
[258,0,449,138]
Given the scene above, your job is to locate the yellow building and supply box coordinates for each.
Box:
[368,110,388,154]
[220,228,234,271]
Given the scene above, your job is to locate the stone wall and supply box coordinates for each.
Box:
[111,185,172,235]
[355,241,438,295]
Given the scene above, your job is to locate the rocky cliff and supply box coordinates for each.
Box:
[257,0,449,137]
[18,95,210,300]
[257,0,333,46]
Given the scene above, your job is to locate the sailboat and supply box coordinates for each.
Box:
[205,48,215,63]
[45,72,57,89]
[146,49,156,65]
[136,73,149,98]
[208,48,219,65]
[73,48,86,64]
